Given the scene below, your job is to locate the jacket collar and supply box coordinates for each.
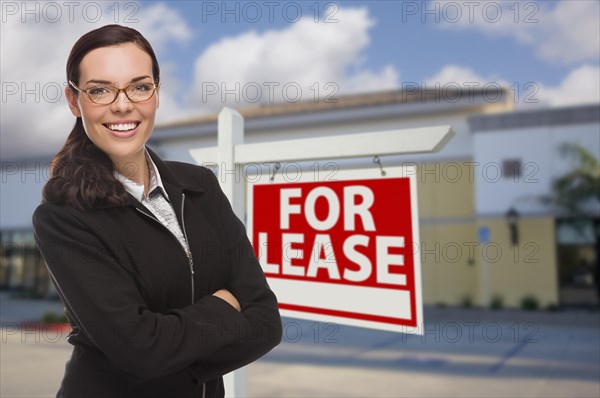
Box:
[97,147,205,209]
[113,148,169,203]
[146,147,205,195]
[146,147,203,219]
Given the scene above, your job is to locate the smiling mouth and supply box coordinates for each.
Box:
[103,122,140,132]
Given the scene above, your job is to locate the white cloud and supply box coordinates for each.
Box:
[425,64,600,109]
[185,6,399,110]
[434,0,599,64]
[0,1,192,160]
[135,3,193,53]
[153,61,198,124]
[424,65,508,86]
[536,1,600,64]
[1,4,398,159]
[537,65,600,107]
[344,65,399,94]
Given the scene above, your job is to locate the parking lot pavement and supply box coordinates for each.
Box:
[248,309,599,397]
[1,325,70,397]
[1,297,599,397]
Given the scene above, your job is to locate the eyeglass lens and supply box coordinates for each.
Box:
[86,82,155,104]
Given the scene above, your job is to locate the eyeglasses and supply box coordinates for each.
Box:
[69,80,159,105]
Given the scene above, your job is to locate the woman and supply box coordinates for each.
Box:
[32,24,282,397]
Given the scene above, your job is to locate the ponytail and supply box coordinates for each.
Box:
[42,118,130,210]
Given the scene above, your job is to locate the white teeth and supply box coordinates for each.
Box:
[106,123,137,131]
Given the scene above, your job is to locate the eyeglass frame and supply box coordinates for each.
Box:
[68,79,160,105]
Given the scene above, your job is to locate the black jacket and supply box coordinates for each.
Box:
[32,149,282,397]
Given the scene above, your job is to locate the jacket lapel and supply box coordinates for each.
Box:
[146,147,205,228]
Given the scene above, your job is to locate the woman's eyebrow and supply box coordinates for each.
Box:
[83,75,153,85]
[130,75,153,83]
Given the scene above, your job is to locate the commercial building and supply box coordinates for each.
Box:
[1,87,598,308]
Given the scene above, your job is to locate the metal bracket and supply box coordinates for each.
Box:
[270,162,281,182]
[373,155,387,176]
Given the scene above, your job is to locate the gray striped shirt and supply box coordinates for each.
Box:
[113,149,190,254]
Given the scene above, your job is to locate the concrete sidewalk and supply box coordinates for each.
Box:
[252,309,599,397]
[1,292,599,397]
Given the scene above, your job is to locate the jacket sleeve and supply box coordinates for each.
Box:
[32,202,274,381]
[187,169,282,382]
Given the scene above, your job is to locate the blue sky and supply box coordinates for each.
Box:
[155,0,597,88]
[1,0,599,160]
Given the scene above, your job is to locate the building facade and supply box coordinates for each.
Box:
[1,88,598,308]
[469,105,600,308]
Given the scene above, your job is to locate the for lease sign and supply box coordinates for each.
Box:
[247,167,423,333]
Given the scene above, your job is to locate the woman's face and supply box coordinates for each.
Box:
[65,43,159,167]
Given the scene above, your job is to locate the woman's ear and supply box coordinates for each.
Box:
[65,86,81,117]
[155,84,160,110]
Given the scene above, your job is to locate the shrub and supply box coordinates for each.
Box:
[40,311,68,324]
[460,295,473,308]
[520,295,539,311]
[490,295,504,310]
[40,311,58,324]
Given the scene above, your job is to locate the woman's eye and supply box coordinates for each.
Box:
[132,83,152,92]
[88,86,110,95]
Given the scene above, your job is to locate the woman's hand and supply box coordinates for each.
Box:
[212,289,241,312]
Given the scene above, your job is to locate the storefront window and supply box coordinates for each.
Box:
[556,219,599,306]
[0,230,53,298]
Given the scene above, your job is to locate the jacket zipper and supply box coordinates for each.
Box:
[181,194,205,398]
[135,195,203,396]
[134,194,195,304]
[180,193,195,305]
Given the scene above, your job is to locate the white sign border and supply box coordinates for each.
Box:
[246,165,424,334]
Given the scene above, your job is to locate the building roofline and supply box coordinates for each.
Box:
[468,103,600,132]
[150,87,510,142]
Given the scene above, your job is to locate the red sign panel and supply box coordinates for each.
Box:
[247,167,423,333]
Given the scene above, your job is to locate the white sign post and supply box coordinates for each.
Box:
[190,107,454,397]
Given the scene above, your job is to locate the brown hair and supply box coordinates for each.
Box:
[42,24,160,210]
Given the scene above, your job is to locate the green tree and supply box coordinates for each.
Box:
[547,143,600,303]
[549,143,600,216]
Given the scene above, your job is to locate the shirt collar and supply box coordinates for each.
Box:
[113,148,170,202]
